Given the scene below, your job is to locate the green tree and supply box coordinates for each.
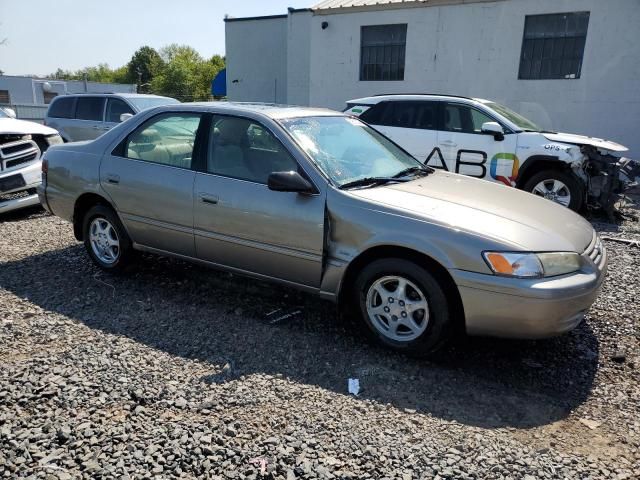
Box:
[127,46,165,90]
[151,46,225,101]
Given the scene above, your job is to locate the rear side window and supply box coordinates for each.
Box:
[106,98,134,123]
[125,113,201,169]
[76,97,105,121]
[47,97,76,118]
[361,101,439,130]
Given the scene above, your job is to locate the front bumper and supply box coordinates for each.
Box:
[0,161,42,214]
[451,247,607,339]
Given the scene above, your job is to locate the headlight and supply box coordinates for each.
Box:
[483,251,581,278]
[537,252,582,277]
[45,134,64,146]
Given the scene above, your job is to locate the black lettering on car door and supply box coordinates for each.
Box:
[456,150,487,178]
[425,147,449,171]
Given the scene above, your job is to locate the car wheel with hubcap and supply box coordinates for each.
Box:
[523,170,583,211]
[355,258,452,356]
[83,204,133,272]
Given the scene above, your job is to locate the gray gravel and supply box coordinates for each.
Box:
[0,204,639,479]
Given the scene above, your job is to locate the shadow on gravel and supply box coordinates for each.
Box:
[0,245,600,429]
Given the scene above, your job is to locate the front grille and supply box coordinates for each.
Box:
[5,152,38,169]
[583,232,605,269]
[0,139,40,173]
[0,189,35,203]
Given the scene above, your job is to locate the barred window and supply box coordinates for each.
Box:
[360,24,407,81]
[519,12,590,80]
[0,90,10,104]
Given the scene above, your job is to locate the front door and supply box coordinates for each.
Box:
[103,97,135,134]
[100,112,203,256]
[193,115,325,288]
[435,103,519,186]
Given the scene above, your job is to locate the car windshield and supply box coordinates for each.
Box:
[484,101,542,132]
[280,116,426,187]
[0,108,9,118]
[127,96,180,112]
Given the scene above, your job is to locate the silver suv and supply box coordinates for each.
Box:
[45,93,179,142]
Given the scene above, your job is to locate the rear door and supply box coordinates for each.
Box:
[104,97,135,133]
[193,114,325,288]
[360,101,439,162]
[100,112,203,256]
[67,96,106,141]
[437,102,518,185]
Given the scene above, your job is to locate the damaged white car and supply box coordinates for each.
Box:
[0,107,63,214]
[345,94,640,217]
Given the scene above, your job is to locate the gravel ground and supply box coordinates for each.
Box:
[0,204,639,479]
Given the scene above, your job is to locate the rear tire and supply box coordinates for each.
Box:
[82,204,134,272]
[522,170,584,211]
[354,258,452,357]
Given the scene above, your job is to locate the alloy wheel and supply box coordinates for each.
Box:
[365,275,430,342]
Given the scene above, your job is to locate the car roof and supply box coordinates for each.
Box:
[161,102,342,120]
[53,93,173,99]
[347,94,491,105]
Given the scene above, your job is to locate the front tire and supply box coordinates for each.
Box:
[354,258,452,356]
[82,204,133,272]
[522,170,584,211]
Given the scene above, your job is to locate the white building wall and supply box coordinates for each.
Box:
[286,10,313,106]
[307,0,640,155]
[225,16,288,104]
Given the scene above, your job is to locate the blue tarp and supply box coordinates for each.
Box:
[211,69,227,96]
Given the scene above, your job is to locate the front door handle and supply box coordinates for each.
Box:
[199,193,219,205]
[440,140,457,146]
[106,174,120,184]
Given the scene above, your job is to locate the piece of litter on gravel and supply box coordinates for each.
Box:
[601,236,640,248]
[270,309,302,324]
[522,358,543,368]
[579,419,601,430]
[348,378,360,396]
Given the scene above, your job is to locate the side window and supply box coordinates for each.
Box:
[380,102,417,128]
[444,104,466,132]
[47,97,76,119]
[470,108,496,133]
[208,116,298,184]
[106,98,134,123]
[414,102,438,130]
[359,102,388,125]
[125,113,201,169]
[75,97,105,121]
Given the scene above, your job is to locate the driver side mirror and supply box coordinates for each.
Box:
[268,171,316,194]
[120,113,134,123]
[481,122,504,141]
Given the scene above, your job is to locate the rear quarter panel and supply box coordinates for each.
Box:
[44,145,103,222]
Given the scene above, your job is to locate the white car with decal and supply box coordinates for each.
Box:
[345,94,639,216]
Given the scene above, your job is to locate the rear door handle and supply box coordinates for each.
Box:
[199,193,219,205]
[106,174,120,184]
[440,140,457,146]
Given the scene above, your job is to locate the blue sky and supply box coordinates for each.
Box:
[0,0,315,76]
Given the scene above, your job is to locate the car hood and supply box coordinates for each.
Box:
[348,171,594,253]
[543,132,628,153]
[0,118,58,136]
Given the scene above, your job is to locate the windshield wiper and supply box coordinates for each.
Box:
[392,165,433,179]
[339,177,407,190]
